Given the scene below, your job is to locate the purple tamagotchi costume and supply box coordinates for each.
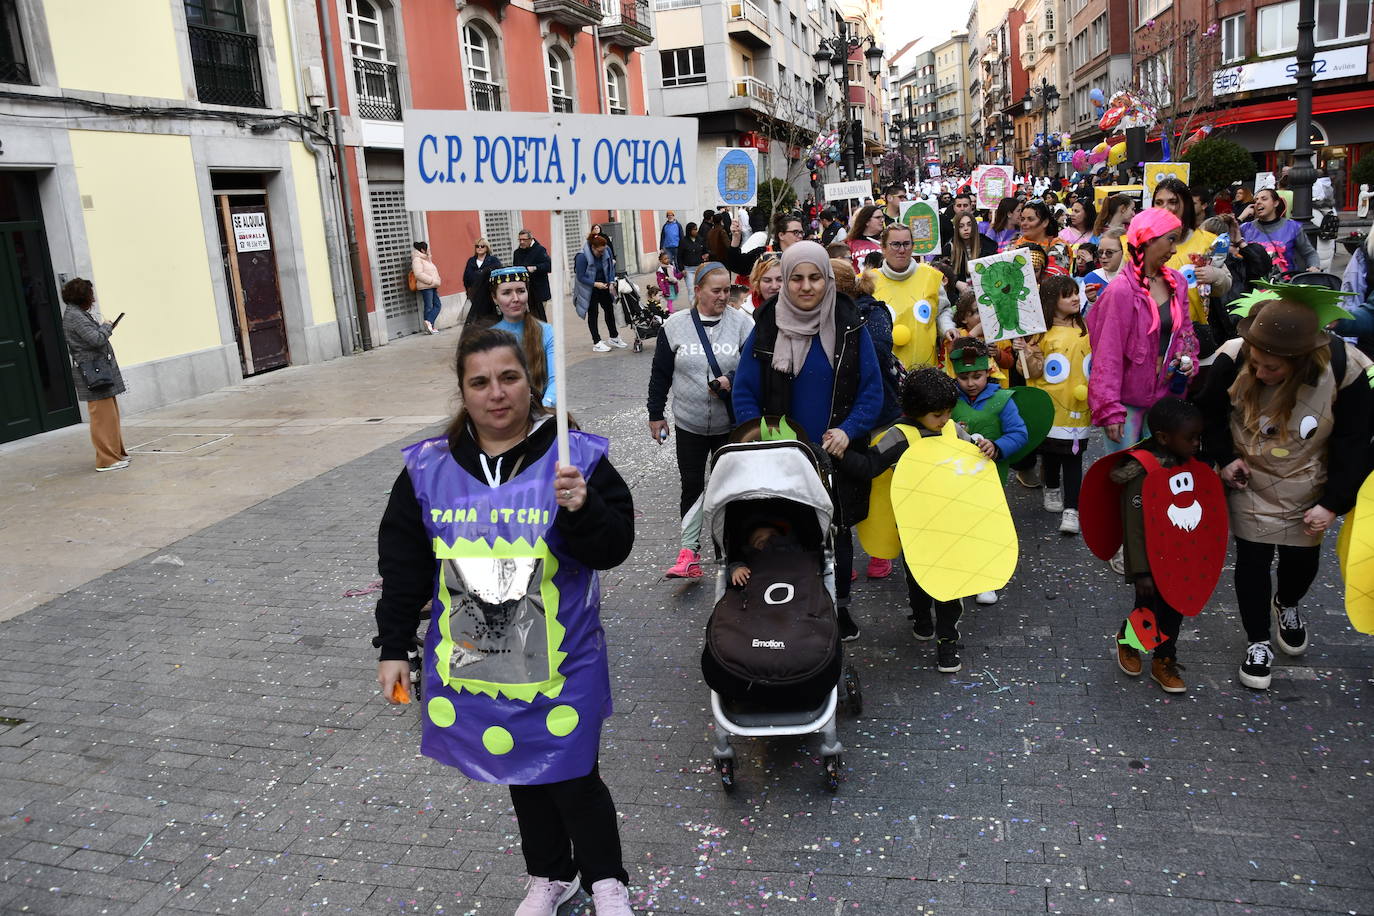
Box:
[403,430,612,785]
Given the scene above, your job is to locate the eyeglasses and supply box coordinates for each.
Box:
[886,241,914,250]
[1098,249,1120,259]
[779,229,802,236]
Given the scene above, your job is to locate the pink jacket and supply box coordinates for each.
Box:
[1085,266,1197,427]
[411,251,441,290]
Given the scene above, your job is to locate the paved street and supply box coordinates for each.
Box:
[2,338,1373,916]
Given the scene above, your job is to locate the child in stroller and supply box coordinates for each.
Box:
[615,271,666,352]
[728,517,803,587]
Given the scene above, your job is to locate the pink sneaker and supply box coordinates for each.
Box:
[515,875,577,916]
[866,557,893,579]
[590,878,634,914]
[665,548,702,578]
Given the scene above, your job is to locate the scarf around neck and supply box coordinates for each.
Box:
[879,259,918,281]
[772,241,837,376]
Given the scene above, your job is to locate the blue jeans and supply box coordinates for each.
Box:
[420,288,441,325]
[664,245,679,268]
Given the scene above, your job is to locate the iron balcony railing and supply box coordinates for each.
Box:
[653,0,698,7]
[726,0,767,31]
[552,94,574,113]
[471,79,502,111]
[188,24,266,108]
[0,0,30,84]
[732,75,775,107]
[353,57,401,120]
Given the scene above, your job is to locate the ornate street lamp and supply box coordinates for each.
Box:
[814,22,884,180]
[1023,77,1060,177]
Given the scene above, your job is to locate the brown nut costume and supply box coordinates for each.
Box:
[1202,283,1372,547]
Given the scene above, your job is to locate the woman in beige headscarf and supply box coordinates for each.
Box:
[730,240,886,641]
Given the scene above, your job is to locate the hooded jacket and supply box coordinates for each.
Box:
[572,242,615,319]
[1085,267,1198,427]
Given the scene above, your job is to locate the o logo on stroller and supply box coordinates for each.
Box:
[763,583,794,605]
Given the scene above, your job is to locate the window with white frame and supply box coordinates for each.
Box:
[547,47,573,112]
[1138,0,1171,25]
[1258,1,1298,55]
[606,63,628,114]
[1091,15,1107,55]
[463,22,502,110]
[660,46,706,86]
[1317,0,1371,43]
[1140,51,1171,107]
[1221,13,1245,63]
[346,0,387,60]
[1181,30,1197,98]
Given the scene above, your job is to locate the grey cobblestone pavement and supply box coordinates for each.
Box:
[2,347,1372,916]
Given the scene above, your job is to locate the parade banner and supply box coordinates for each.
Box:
[823,179,871,203]
[403,110,697,211]
[1254,171,1277,192]
[899,199,941,257]
[1144,162,1190,201]
[972,165,1014,210]
[715,147,758,207]
[404,110,700,467]
[969,250,1044,343]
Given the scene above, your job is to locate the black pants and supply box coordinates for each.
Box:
[1041,446,1084,510]
[675,427,729,518]
[530,298,549,321]
[508,765,628,892]
[1120,592,1184,660]
[836,526,854,604]
[904,565,962,641]
[1233,536,1322,643]
[587,287,618,343]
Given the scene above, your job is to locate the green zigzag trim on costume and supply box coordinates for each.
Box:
[431,535,568,702]
[1364,365,1374,389]
[760,417,799,441]
[1228,280,1355,326]
[1117,618,1148,653]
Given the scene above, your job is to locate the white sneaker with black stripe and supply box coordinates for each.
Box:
[1272,597,1308,656]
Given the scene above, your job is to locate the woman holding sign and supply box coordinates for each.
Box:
[374,327,637,915]
[1085,208,1198,451]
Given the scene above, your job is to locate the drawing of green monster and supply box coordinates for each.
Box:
[975,255,1031,335]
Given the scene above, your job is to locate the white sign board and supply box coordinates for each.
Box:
[1213,45,1366,96]
[403,110,698,211]
[715,147,758,207]
[231,212,270,252]
[824,179,871,202]
[970,250,1045,343]
[1255,171,1277,192]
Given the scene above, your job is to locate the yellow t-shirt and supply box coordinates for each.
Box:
[1167,229,1219,325]
[870,265,945,369]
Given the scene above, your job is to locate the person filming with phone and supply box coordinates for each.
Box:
[61,278,130,473]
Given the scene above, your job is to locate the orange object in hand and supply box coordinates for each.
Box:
[390,680,410,704]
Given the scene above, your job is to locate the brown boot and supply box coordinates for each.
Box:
[1115,633,1142,676]
[1151,656,1186,693]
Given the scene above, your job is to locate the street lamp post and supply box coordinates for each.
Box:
[813,22,884,182]
[1000,116,1015,166]
[1289,0,1319,247]
[1021,77,1060,178]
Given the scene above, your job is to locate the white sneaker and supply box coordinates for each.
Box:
[1043,487,1064,513]
[592,341,612,352]
[96,459,130,473]
[1059,509,1080,535]
[515,876,578,916]
[1109,546,1125,576]
[607,336,629,349]
[975,591,998,605]
[590,878,634,914]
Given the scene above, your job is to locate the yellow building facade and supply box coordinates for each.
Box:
[0,0,351,444]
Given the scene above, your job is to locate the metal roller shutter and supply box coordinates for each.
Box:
[369,182,419,338]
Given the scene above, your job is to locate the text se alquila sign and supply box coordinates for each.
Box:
[404,110,699,212]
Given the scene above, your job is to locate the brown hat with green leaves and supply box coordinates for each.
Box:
[1232,281,1355,358]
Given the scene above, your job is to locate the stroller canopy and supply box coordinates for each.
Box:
[704,441,834,553]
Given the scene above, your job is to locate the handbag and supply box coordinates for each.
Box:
[407,269,418,291]
[691,308,734,423]
[77,353,115,392]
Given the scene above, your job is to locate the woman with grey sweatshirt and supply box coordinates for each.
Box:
[646,262,754,578]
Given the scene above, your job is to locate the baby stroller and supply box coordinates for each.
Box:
[701,436,862,793]
[615,271,665,352]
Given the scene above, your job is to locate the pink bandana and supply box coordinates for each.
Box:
[1126,207,1182,250]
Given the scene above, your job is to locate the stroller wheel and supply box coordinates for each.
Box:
[716,758,736,793]
[823,755,842,793]
[844,668,863,717]
[633,337,643,353]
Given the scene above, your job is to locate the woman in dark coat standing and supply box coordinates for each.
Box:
[461,238,502,324]
[61,277,129,472]
[731,241,885,642]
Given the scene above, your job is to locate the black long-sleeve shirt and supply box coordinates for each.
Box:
[372,419,635,660]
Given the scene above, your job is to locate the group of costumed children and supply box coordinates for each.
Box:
[847,251,1232,694]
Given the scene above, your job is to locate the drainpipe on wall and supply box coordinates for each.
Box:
[317,0,375,350]
[284,0,361,355]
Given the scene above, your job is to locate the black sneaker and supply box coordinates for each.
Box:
[911,615,934,641]
[1272,597,1308,656]
[936,640,961,673]
[838,607,860,642]
[1239,641,1275,690]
